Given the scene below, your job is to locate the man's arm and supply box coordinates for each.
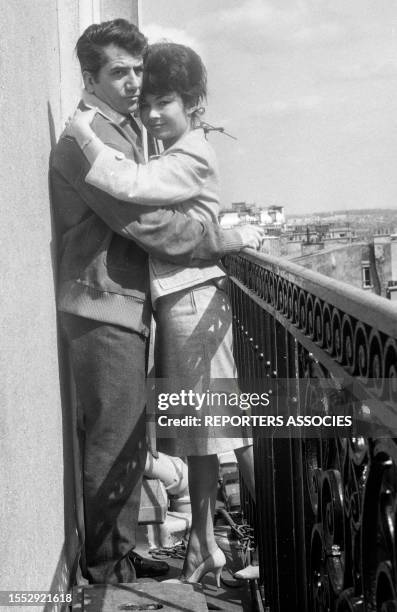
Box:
[52,137,248,266]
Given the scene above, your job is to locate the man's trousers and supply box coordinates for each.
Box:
[61,313,147,584]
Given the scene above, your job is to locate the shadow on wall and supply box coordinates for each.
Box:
[368,242,381,295]
[46,101,83,603]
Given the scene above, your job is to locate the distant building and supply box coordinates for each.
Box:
[220,206,397,299]
[231,201,249,213]
[261,236,283,257]
[219,203,285,229]
[291,235,397,300]
[383,234,397,301]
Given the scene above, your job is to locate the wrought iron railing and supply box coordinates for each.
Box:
[223,250,397,612]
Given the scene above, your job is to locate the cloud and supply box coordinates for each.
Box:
[333,60,397,82]
[141,0,397,214]
[202,0,347,51]
[293,22,346,46]
[143,23,207,58]
[235,94,324,121]
[218,0,290,28]
[267,95,324,114]
[372,60,397,79]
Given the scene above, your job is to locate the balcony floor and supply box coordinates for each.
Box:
[135,520,254,611]
[147,545,253,611]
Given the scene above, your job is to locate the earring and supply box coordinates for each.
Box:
[187,106,205,116]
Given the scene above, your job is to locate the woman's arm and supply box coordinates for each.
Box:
[86,145,208,206]
[65,108,104,164]
[66,109,208,206]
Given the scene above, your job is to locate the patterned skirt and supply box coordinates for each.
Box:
[154,281,252,456]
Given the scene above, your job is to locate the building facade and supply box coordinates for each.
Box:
[0,0,139,599]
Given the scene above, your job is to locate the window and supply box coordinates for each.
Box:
[361,263,372,288]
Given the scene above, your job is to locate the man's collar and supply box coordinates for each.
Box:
[81,91,138,130]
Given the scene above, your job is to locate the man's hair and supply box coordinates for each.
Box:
[142,42,207,110]
[76,19,147,79]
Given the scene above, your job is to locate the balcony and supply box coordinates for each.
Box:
[223,249,397,612]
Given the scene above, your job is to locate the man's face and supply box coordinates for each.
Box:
[84,43,143,115]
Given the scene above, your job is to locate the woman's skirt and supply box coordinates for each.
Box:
[154,281,252,456]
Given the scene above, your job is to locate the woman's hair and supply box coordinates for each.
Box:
[142,42,207,113]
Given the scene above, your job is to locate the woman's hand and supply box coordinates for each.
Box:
[237,225,265,251]
[64,108,97,149]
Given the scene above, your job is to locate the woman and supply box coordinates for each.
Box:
[67,41,256,585]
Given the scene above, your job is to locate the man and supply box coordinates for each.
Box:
[51,19,262,585]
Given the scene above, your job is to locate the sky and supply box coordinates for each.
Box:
[141,0,397,215]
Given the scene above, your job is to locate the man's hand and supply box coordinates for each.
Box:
[236,224,265,251]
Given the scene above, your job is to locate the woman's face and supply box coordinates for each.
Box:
[140,92,192,148]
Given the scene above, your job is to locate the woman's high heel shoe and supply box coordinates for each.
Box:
[163,548,226,586]
[184,548,226,586]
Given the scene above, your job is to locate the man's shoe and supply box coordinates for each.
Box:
[130,552,170,578]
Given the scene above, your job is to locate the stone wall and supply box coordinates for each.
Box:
[294,243,372,292]
[0,0,139,601]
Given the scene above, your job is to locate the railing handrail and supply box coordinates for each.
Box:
[226,249,397,612]
[239,248,397,338]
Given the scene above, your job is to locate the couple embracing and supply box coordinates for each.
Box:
[52,18,261,586]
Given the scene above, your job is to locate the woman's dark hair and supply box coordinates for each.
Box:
[142,42,207,111]
[76,19,147,79]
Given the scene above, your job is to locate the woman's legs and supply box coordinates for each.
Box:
[183,448,256,580]
[234,444,255,500]
[182,454,220,577]
[154,285,246,579]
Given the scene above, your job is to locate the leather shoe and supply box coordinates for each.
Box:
[129,552,170,578]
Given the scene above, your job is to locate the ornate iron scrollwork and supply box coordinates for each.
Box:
[223,252,397,611]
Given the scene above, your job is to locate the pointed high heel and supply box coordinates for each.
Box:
[213,564,223,587]
[162,548,226,585]
[184,547,226,585]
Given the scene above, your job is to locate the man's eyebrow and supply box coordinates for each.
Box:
[108,62,143,73]
[109,64,128,71]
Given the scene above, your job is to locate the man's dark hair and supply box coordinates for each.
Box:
[76,18,147,79]
[142,42,207,109]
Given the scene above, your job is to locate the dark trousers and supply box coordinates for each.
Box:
[61,313,147,584]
